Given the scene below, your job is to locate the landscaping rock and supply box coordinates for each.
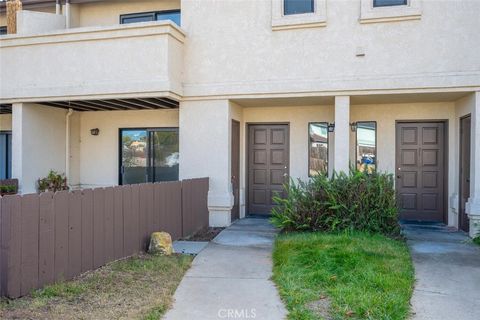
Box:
[149,232,174,255]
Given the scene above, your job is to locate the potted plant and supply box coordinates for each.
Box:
[37,170,69,193]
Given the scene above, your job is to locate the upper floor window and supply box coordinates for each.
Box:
[373,0,407,7]
[0,26,7,35]
[120,10,181,26]
[284,0,314,15]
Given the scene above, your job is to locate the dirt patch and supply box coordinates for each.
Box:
[306,295,332,320]
[0,253,192,320]
[183,227,225,241]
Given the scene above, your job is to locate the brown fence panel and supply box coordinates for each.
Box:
[38,192,54,287]
[81,189,94,273]
[93,188,105,269]
[54,191,69,283]
[0,178,209,298]
[68,190,82,279]
[21,195,40,296]
[113,187,124,260]
[182,178,209,238]
[104,187,115,264]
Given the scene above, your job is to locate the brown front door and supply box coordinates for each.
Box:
[231,120,240,221]
[459,116,471,232]
[396,122,446,222]
[248,124,289,215]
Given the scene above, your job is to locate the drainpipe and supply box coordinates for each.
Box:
[56,0,61,15]
[65,0,71,28]
[66,108,73,187]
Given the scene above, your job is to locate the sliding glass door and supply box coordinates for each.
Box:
[120,128,179,185]
[0,132,12,180]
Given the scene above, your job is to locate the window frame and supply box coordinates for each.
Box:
[360,0,422,24]
[373,0,407,8]
[308,122,329,177]
[355,121,377,172]
[272,0,327,31]
[284,0,315,16]
[119,9,181,26]
[118,127,179,185]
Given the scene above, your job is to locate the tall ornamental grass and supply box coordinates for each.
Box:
[271,169,400,236]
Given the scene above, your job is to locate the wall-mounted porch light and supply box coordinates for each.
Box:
[327,123,335,133]
[350,122,357,132]
[90,128,100,136]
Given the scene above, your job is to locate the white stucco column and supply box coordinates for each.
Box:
[11,103,67,194]
[334,96,350,173]
[179,100,234,227]
[467,92,480,237]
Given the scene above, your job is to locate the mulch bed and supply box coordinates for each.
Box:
[182,227,225,241]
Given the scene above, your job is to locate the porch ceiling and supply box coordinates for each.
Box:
[0,104,12,114]
[39,97,179,112]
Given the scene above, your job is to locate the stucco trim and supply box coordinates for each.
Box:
[0,20,186,47]
[359,0,422,24]
[271,0,327,31]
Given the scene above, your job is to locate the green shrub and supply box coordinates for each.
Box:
[37,170,69,193]
[0,185,16,194]
[271,168,400,236]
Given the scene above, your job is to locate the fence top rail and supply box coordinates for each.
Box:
[0,178,209,199]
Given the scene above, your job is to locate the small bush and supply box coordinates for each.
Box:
[37,170,69,193]
[0,185,17,194]
[271,169,400,236]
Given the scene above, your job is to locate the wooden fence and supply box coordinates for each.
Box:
[0,178,209,298]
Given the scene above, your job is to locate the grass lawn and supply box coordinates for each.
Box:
[272,232,414,320]
[0,253,192,320]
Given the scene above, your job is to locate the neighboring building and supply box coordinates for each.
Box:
[0,0,479,236]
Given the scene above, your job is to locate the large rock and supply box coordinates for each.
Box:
[148,232,173,255]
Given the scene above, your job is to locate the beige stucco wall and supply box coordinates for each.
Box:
[0,114,12,131]
[78,109,179,188]
[12,103,67,194]
[181,0,480,97]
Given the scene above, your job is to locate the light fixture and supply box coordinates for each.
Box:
[350,122,357,132]
[328,123,335,133]
[90,128,100,136]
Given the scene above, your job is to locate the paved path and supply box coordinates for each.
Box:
[164,217,287,320]
[404,222,480,320]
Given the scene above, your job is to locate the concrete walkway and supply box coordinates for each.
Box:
[163,217,287,320]
[404,222,480,320]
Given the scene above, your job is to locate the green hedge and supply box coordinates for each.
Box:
[271,169,400,236]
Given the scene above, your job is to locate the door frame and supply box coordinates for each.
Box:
[118,127,179,185]
[231,119,240,221]
[459,114,471,232]
[245,122,290,216]
[0,130,12,180]
[394,120,449,223]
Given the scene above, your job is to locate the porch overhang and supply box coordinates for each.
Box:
[0,104,12,114]
[2,97,179,112]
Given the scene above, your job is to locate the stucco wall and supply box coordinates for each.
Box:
[79,109,179,187]
[12,103,67,194]
[0,114,12,131]
[181,0,480,96]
